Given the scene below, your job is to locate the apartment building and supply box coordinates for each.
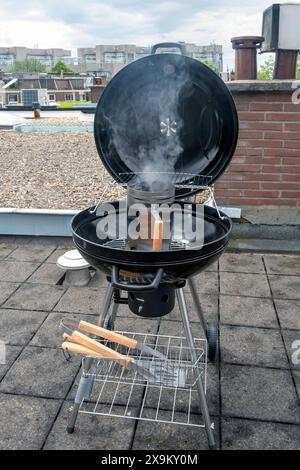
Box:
[186,43,223,73]
[77,44,146,76]
[0,47,71,70]
[0,43,223,77]
[77,43,223,76]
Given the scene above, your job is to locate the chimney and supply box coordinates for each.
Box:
[231,36,264,80]
[32,102,41,119]
[261,4,300,80]
[274,50,298,79]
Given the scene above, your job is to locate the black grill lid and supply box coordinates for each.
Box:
[94,45,238,198]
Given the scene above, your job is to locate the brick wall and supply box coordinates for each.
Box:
[90,85,105,103]
[214,82,300,206]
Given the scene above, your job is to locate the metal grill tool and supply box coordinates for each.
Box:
[60,319,176,383]
[60,318,167,361]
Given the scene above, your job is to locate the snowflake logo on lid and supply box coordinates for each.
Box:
[160,118,177,136]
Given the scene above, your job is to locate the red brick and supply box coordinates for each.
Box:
[232,157,249,164]
[236,103,249,111]
[284,103,300,112]
[261,139,284,148]
[246,173,281,181]
[226,198,298,206]
[264,131,300,140]
[220,173,244,181]
[232,93,267,102]
[238,112,265,121]
[284,140,300,149]
[235,148,263,156]
[282,157,300,165]
[285,123,300,132]
[216,189,245,197]
[261,157,282,164]
[281,191,300,198]
[260,182,299,190]
[215,181,260,190]
[266,93,292,102]
[250,103,283,112]
[239,130,264,139]
[239,121,282,131]
[282,173,300,181]
[229,182,260,190]
[229,164,259,173]
[264,148,300,157]
[262,165,300,173]
[243,157,279,165]
[214,181,231,189]
[221,198,254,206]
[244,190,280,198]
[239,139,283,148]
[267,113,300,121]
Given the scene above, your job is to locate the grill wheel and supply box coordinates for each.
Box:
[206,322,218,363]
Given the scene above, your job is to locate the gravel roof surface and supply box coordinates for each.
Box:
[0,129,211,210]
[0,130,125,209]
[22,118,92,127]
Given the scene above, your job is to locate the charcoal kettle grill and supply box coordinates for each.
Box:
[67,42,238,450]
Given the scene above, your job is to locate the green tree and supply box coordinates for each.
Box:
[200,60,218,73]
[12,58,46,73]
[297,56,300,79]
[51,61,73,74]
[258,54,300,79]
[257,55,275,80]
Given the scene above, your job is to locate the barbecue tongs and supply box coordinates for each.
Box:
[60,319,173,382]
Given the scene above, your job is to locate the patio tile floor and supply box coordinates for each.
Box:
[0,282,21,305]
[222,417,300,450]
[0,261,40,283]
[0,394,61,450]
[220,325,288,368]
[0,237,299,450]
[4,283,66,311]
[273,299,300,331]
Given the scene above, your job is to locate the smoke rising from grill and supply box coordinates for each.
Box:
[105,64,192,191]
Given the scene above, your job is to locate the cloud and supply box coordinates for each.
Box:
[0,0,294,68]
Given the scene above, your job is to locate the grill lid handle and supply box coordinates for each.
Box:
[151,42,187,55]
[111,266,164,292]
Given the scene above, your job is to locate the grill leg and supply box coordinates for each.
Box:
[109,298,119,330]
[67,283,114,434]
[97,283,114,327]
[67,358,96,434]
[188,278,207,337]
[176,288,217,450]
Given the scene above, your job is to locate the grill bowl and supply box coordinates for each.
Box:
[72,202,231,281]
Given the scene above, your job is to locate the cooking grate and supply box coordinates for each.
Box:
[103,239,188,250]
[91,170,226,221]
[77,331,207,428]
[116,172,213,190]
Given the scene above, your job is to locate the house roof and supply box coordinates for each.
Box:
[2,77,89,91]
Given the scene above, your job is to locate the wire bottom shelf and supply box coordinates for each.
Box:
[77,332,208,428]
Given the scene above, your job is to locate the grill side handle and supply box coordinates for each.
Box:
[111,266,164,292]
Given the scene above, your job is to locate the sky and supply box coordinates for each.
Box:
[0,0,294,70]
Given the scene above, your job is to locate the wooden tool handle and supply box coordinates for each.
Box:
[62,341,103,358]
[71,330,132,367]
[78,320,138,349]
[63,332,82,345]
[152,219,163,252]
